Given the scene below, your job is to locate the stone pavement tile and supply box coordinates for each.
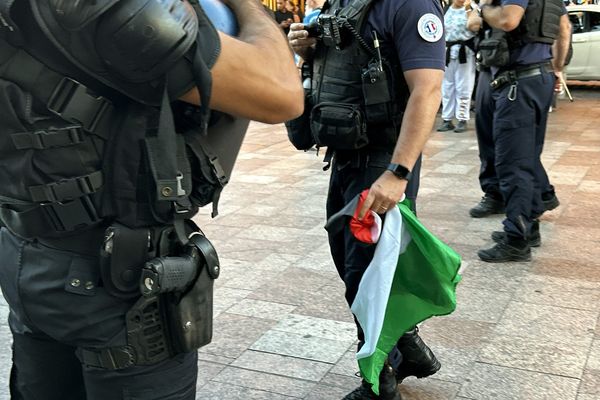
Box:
[595,313,600,337]
[452,285,513,324]
[196,381,295,400]
[430,345,479,384]
[212,287,252,317]
[584,165,600,180]
[556,193,600,229]
[587,339,600,370]
[398,377,461,400]
[211,366,317,398]
[232,350,332,381]
[511,274,600,311]
[433,164,476,175]
[493,302,596,347]
[200,313,276,359]
[548,165,590,185]
[555,153,600,167]
[302,383,350,400]
[531,257,600,283]
[292,285,353,323]
[319,372,361,389]
[479,334,589,378]
[197,352,235,365]
[547,224,600,244]
[227,299,296,321]
[419,318,495,350]
[253,253,306,272]
[329,351,359,377]
[578,180,600,193]
[457,257,529,293]
[250,330,352,364]
[197,360,228,388]
[273,314,356,342]
[248,268,337,306]
[578,370,600,399]
[458,363,580,400]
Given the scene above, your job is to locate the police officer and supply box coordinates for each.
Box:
[467,1,564,221]
[288,1,445,398]
[472,0,571,262]
[0,0,302,399]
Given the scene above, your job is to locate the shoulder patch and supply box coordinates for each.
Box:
[417,13,443,43]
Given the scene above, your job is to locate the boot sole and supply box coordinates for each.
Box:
[478,252,532,263]
[491,233,541,248]
[469,209,505,218]
[396,358,442,383]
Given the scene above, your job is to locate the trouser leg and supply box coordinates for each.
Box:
[475,70,501,199]
[454,56,477,122]
[11,332,86,400]
[441,60,457,121]
[533,72,557,216]
[493,74,552,238]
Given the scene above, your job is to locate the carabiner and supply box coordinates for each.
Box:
[508,82,518,102]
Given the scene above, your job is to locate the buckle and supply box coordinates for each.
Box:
[40,196,100,232]
[208,156,228,186]
[47,77,111,133]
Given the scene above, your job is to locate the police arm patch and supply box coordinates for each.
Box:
[417,13,443,43]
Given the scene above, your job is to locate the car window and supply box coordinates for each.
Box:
[569,12,586,33]
[590,12,600,32]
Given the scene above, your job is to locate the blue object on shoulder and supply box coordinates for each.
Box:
[199,0,239,36]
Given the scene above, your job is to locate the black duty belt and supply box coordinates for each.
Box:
[490,62,553,90]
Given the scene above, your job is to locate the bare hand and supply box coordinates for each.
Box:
[288,23,317,59]
[554,71,564,92]
[357,171,408,219]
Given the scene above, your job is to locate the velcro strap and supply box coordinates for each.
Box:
[11,127,85,150]
[77,346,136,370]
[47,77,113,138]
[0,196,101,238]
[28,171,103,203]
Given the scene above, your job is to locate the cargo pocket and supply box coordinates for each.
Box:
[311,102,368,150]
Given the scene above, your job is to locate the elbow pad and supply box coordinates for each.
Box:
[95,0,202,83]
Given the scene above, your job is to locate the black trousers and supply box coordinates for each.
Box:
[475,69,555,206]
[489,70,555,237]
[326,150,420,339]
[0,228,198,400]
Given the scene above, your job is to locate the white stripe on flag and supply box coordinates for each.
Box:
[352,206,403,359]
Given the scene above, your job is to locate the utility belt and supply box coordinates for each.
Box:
[490,62,553,91]
[77,221,220,370]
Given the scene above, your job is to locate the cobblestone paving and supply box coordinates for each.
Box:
[0,88,599,399]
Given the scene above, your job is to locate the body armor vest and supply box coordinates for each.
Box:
[0,0,233,240]
[308,0,405,151]
[507,0,563,46]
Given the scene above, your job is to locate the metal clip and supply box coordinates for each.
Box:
[508,82,518,102]
[175,172,186,196]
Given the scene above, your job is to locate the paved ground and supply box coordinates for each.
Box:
[0,86,599,399]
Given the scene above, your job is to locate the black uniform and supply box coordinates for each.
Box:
[287,0,445,398]
[476,0,566,262]
[0,1,228,398]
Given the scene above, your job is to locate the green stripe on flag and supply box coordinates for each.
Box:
[358,200,462,395]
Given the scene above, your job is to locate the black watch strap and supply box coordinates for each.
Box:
[387,163,412,181]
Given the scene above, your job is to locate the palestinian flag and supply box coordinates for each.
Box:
[325,191,462,395]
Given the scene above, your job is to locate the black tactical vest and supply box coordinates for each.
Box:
[0,0,226,240]
[502,0,563,46]
[309,0,406,151]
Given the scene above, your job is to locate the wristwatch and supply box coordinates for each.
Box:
[386,163,412,181]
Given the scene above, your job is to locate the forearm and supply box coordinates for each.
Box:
[481,4,524,32]
[391,70,443,170]
[182,0,303,123]
[552,16,571,72]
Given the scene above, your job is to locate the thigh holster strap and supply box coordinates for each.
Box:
[78,346,136,370]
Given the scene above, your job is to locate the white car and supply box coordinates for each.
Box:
[567,4,600,80]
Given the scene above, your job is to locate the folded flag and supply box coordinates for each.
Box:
[325,190,462,395]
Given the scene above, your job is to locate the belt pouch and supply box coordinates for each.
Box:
[310,102,368,150]
[362,62,392,124]
[100,223,152,298]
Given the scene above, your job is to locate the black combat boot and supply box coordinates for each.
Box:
[542,192,560,211]
[469,195,505,218]
[478,235,531,263]
[395,327,441,383]
[491,220,541,247]
[343,364,402,400]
